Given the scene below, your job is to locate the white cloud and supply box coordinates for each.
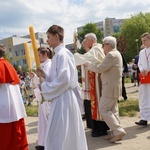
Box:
[0,0,150,44]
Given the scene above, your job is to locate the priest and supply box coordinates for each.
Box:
[0,44,28,150]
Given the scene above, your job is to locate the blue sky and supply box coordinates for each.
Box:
[0,0,150,44]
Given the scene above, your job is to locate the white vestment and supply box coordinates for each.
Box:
[41,44,88,150]
[0,84,26,123]
[32,59,52,146]
[138,47,150,120]
[74,43,105,100]
[74,43,105,120]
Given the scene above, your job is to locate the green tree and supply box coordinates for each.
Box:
[114,34,127,53]
[119,12,150,62]
[77,22,103,54]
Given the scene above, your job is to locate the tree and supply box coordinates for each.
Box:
[119,12,150,62]
[77,22,104,54]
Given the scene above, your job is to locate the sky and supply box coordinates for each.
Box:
[0,0,150,44]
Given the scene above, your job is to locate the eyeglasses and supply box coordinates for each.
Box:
[102,43,109,47]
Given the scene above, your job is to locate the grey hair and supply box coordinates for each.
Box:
[103,36,117,49]
[85,33,97,42]
[81,39,86,45]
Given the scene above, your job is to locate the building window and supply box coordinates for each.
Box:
[15,51,19,56]
[23,59,26,64]
[16,61,20,66]
[21,50,25,55]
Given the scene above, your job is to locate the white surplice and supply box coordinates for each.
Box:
[31,59,52,146]
[138,47,150,120]
[41,44,88,150]
[0,84,26,123]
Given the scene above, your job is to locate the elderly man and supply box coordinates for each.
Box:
[80,39,92,128]
[87,36,126,142]
[74,33,109,137]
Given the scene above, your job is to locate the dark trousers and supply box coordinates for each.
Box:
[84,100,109,132]
[84,100,92,128]
[137,70,140,86]
[92,119,109,134]
[122,76,127,100]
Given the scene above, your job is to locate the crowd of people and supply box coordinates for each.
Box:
[0,25,150,150]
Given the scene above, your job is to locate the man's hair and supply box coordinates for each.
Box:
[85,33,97,42]
[38,46,53,59]
[0,44,6,57]
[103,36,117,49]
[46,25,64,42]
[141,32,150,39]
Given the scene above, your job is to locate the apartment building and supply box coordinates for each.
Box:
[105,17,124,36]
[77,18,124,37]
[0,32,48,68]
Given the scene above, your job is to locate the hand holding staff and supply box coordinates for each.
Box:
[29,26,45,103]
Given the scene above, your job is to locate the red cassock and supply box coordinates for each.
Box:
[0,59,20,84]
[0,59,28,150]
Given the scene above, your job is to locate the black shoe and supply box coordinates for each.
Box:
[135,120,147,126]
[87,125,92,129]
[35,145,44,150]
[91,131,108,137]
[82,114,85,120]
[124,97,127,101]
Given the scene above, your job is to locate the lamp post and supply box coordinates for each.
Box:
[135,39,139,54]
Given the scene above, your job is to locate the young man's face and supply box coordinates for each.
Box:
[141,36,150,48]
[47,33,57,48]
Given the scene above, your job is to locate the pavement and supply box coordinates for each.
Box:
[25,83,150,150]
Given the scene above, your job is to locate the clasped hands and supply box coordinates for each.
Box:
[141,70,149,77]
[36,67,45,79]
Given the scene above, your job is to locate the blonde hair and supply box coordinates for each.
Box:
[141,32,150,39]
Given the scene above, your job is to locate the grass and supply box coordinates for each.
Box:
[124,76,132,83]
[25,105,38,117]
[118,99,139,117]
[25,99,139,117]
